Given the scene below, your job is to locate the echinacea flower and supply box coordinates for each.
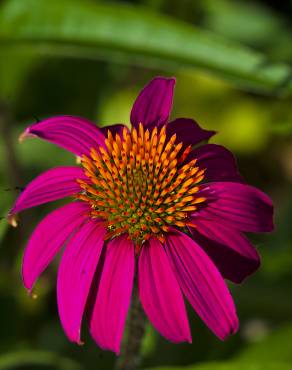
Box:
[9,77,274,354]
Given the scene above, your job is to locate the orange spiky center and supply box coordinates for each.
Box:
[76,123,206,245]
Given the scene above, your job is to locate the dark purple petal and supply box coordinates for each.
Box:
[166,118,216,148]
[138,238,191,343]
[22,202,90,291]
[100,124,127,137]
[130,77,175,129]
[187,144,244,183]
[189,219,260,283]
[195,182,274,233]
[20,115,105,156]
[165,230,239,340]
[9,167,86,216]
[57,220,105,344]
[89,234,135,354]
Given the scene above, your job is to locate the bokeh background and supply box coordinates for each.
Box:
[0,0,292,369]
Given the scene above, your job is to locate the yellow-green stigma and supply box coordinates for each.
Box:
[76,123,205,245]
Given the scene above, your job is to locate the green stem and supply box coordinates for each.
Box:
[115,278,146,370]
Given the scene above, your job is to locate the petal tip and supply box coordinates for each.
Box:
[219,316,239,341]
[114,347,121,356]
[22,273,34,292]
[18,129,35,143]
[25,287,36,298]
[186,334,192,344]
[7,213,18,227]
[154,75,176,84]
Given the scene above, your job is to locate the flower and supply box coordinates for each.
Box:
[9,77,274,354]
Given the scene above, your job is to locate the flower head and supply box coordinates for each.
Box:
[9,77,274,354]
[77,124,205,245]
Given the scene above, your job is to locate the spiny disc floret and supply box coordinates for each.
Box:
[77,124,205,244]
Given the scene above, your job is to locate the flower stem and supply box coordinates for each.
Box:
[115,279,146,370]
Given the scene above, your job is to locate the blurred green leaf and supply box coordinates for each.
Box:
[0,0,292,95]
[0,51,40,101]
[269,121,292,135]
[236,323,292,363]
[0,351,81,370]
[203,0,284,45]
[203,0,292,62]
[145,362,292,370]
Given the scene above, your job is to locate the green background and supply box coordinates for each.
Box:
[0,0,292,369]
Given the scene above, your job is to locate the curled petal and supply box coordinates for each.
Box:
[20,115,105,156]
[188,144,244,183]
[89,235,135,354]
[57,220,106,343]
[9,166,86,217]
[22,202,90,291]
[130,77,175,129]
[166,118,216,148]
[138,238,191,343]
[165,230,238,340]
[190,219,260,283]
[196,182,274,233]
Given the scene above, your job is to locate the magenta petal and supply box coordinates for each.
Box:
[57,220,106,343]
[190,219,260,283]
[188,144,244,183]
[165,231,238,340]
[21,115,105,156]
[130,77,175,129]
[166,118,216,148]
[138,238,191,343]
[197,182,274,233]
[22,202,89,290]
[89,234,135,354]
[9,166,86,216]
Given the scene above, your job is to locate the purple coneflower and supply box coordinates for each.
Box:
[9,77,273,354]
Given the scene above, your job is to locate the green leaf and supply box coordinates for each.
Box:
[236,323,292,363]
[203,0,284,45]
[0,0,292,95]
[0,350,81,370]
[0,51,40,101]
[145,362,292,370]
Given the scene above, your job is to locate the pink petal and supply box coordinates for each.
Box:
[138,238,191,343]
[165,230,239,340]
[190,219,260,283]
[9,166,86,216]
[20,115,105,156]
[89,234,135,354]
[22,202,90,291]
[57,220,106,343]
[196,182,274,232]
[130,77,175,129]
[166,118,216,148]
[187,144,244,183]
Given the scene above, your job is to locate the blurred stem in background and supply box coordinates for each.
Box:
[115,278,146,370]
[0,100,27,239]
[0,101,23,186]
